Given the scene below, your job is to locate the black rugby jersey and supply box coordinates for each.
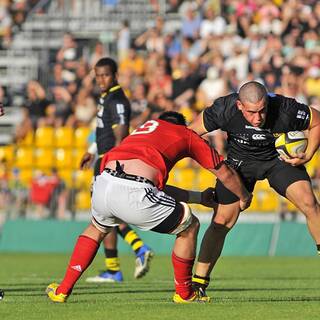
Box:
[96,85,131,155]
[203,93,311,161]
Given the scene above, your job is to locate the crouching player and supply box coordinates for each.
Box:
[46,111,251,303]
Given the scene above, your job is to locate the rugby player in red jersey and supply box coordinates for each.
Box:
[46,111,251,303]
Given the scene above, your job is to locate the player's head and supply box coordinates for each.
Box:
[237,81,268,127]
[158,111,186,126]
[94,57,118,92]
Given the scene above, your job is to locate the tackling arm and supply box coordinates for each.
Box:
[188,111,208,136]
[210,162,252,211]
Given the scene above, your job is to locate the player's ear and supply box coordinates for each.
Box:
[236,100,243,111]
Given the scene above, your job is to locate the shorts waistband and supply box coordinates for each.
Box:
[104,168,155,186]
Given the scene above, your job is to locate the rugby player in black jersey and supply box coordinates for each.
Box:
[189,81,320,299]
[80,57,153,282]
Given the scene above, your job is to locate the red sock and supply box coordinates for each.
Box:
[57,235,99,295]
[171,252,194,300]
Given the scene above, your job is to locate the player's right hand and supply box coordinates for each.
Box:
[80,152,94,169]
[0,102,4,116]
[239,193,253,211]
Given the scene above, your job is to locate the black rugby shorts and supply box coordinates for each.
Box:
[215,157,310,204]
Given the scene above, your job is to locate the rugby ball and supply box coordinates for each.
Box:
[275,131,307,159]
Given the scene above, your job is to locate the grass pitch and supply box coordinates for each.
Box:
[0,253,319,320]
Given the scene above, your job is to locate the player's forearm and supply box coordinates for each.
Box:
[213,163,250,201]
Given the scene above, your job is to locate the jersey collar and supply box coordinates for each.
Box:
[101,85,121,97]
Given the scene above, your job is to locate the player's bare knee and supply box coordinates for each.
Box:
[300,197,319,218]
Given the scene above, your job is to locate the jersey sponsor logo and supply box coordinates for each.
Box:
[252,134,266,140]
[234,138,250,145]
[99,98,104,104]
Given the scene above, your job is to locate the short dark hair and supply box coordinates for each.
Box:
[95,57,118,74]
[238,81,267,104]
[158,111,186,126]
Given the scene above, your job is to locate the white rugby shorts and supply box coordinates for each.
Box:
[91,171,192,234]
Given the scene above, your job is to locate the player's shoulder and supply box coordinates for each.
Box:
[268,93,308,110]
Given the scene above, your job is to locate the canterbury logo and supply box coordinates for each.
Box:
[71,265,82,272]
[252,134,266,140]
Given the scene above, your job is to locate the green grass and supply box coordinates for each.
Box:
[0,253,320,320]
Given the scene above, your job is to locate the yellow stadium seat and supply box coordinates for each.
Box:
[74,127,91,148]
[0,145,14,164]
[245,194,260,212]
[34,127,54,148]
[34,148,55,169]
[306,150,320,177]
[255,179,270,192]
[75,189,91,210]
[19,169,33,187]
[74,169,93,190]
[73,148,87,170]
[175,158,191,169]
[58,169,74,188]
[55,148,73,169]
[17,131,34,146]
[197,167,215,190]
[258,190,280,212]
[14,147,33,168]
[175,168,196,190]
[54,127,74,148]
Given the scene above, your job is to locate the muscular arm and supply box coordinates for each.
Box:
[164,185,216,208]
[188,111,208,136]
[210,162,252,209]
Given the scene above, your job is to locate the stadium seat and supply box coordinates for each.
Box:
[245,194,260,212]
[58,169,74,188]
[73,148,87,170]
[73,169,93,190]
[34,127,54,148]
[175,168,196,190]
[18,169,33,187]
[0,145,14,164]
[14,147,33,168]
[17,131,34,146]
[54,127,74,148]
[75,189,91,210]
[197,167,215,190]
[74,127,91,148]
[306,150,320,177]
[175,158,191,169]
[55,148,73,169]
[255,179,270,192]
[259,190,280,212]
[34,148,55,169]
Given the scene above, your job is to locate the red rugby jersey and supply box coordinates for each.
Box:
[100,119,223,189]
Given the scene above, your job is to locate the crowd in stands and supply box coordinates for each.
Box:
[0,0,42,49]
[1,0,320,219]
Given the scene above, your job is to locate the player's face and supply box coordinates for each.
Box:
[237,97,268,127]
[94,66,115,92]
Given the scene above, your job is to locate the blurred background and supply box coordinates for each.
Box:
[0,0,319,255]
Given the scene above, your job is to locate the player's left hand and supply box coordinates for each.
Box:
[0,102,4,116]
[200,187,216,208]
[280,153,308,166]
